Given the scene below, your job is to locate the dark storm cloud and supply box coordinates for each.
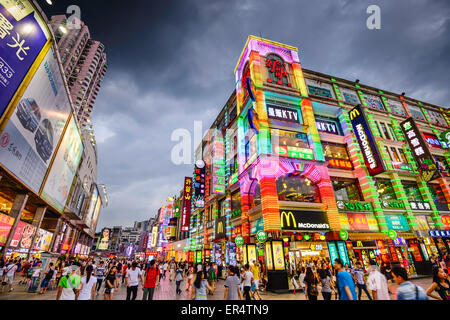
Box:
[41,0,450,229]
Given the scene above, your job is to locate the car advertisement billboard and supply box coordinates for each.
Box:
[41,116,83,212]
[0,46,72,193]
[0,0,50,120]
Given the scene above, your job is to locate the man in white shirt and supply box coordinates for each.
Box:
[4,260,18,292]
[163,262,169,279]
[242,264,254,301]
[367,264,390,300]
[125,262,143,300]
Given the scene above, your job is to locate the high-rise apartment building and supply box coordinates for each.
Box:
[49,15,108,128]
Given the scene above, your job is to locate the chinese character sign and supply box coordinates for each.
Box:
[193,164,205,208]
[0,0,49,119]
[266,55,289,86]
[401,118,439,182]
[181,177,193,232]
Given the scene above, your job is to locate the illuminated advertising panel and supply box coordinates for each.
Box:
[0,46,72,193]
[180,177,192,232]
[84,186,98,228]
[0,0,50,119]
[193,164,205,208]
[10,220,35,249]
[98,228,110,250]
[280,210,330,231]
[212,137,225,194]
[32,228,52,251]
[151,226,158,247]
[401,118,439,182]
[271,129,314,160]
[41,117,83,212]
[0,212,14,245]
[349,105,386,176]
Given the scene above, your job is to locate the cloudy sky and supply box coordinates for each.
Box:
[42,0,450,230]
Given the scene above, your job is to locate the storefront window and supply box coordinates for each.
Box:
[402,182,424,201]
[276,174,320,203]
[375,179,397,200]
[322,142,352,170]
[332,179,362,201]
[428,184,447,204]
[231,191,241,212]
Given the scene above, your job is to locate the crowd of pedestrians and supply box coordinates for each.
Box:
[0,253,448,300]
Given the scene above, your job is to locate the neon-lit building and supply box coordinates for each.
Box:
[161,36,450,288]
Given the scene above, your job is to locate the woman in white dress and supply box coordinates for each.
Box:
[77,265,97,300]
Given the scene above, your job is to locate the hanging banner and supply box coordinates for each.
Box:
[401,118,439,182]
[0,0,50,120]
[349,105,386,176]
[180,177,192,232]
[0,46,72,193]
[41,117,83,212]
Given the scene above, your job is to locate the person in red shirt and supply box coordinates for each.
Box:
[122,263,129,285]
[142,260,160,300]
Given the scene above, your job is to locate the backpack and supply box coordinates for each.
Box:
[309,278,319,296]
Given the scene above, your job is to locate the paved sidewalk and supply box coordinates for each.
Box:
[0,274,436,300]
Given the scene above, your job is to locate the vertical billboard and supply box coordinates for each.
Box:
[0,0,50,119]
[98,228,110,250]
[0,212,14,245]
[401,118,439,182]
[180,177,192,232]
[0,46,72,193]
[32,228,52,251]
[84,185,98,229]
[349,105,386,176]
[41,117,83,212]
[90,196,102,232]
[193,163,205,208]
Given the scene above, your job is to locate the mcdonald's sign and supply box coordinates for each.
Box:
[280,210,330,231]
[215,217,226,240]
[349,105,385,176]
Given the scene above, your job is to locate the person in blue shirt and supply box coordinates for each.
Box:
[334,259,358,300]
[392,267,428,300]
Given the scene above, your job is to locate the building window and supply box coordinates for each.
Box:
[428,184,447,204]
[305,79,336,99]
[435,156,450,176]
[379,122,391,140]
[339,87,360,105]
[388,124,398,141]
[374,179,397,200]
[271,129,313,160]
[424,109,448,127]
[363,94,385,111]
[408,105,427,122]
[387,99,408,117]
[322,142,353,170]
[387,147,412,171]
[231,191,241,213]
[276,174,320,203]
[402,182,424,201]
[332,179,362,201]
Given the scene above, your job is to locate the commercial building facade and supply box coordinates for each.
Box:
[153,36,450,287]
[0,1,107,261]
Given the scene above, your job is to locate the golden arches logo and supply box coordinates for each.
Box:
[280,211,296,229]
[349,109,361,121]
[217,221,224,234]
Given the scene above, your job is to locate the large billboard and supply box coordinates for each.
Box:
[41,116,83,212]
[0,46,72,193]
[0,0,50,119]
[32,228,52,251]
[84,186,98,229]
[90,195,102,231]
[0,212,14,245]
[10,220,35,249]
[349,105,386,176]
[97,228,110,251]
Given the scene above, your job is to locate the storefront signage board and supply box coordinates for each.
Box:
[349,105,386,176]
[401,118,439,182]
[385,215,410,231]
[280,209,330,231]
[180,177,192,232]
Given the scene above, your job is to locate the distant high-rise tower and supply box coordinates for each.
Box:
[49,15,108,129]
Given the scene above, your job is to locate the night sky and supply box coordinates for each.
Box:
[39,0,450,230]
